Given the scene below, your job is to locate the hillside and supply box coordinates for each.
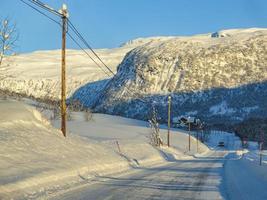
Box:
[0,45,138,100]
[72,28,267,127]
[0,36,174,102]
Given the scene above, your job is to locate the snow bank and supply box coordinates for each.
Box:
[242,142,267,165]
[224,144,267,200]
[0,100,160,199]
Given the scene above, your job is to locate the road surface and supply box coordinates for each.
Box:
[51,150,227,200]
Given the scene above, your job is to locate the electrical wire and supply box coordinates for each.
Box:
[19,0,149,105]
[19,0,61,25]
[66,32,112,77]
[66,20,147,103]
[67,20,115,76]
[19,0,111,77]
[30,0,63,17]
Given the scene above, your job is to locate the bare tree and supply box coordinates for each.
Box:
[0,17,18,67]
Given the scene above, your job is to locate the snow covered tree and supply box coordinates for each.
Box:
[0,18,18,67]
[148,105,162,147]
[84,108,93,121]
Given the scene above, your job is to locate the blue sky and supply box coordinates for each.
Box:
[1,0,267,52]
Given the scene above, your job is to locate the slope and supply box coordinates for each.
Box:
[73,28,267,126]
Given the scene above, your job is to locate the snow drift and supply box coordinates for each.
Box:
[0,100,159,199]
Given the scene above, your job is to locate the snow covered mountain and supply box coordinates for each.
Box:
[0,44,141,100]
[72,28,267,127]
[1,28,267,127]
[0,36,175,101]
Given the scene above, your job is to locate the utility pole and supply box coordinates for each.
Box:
[259,144,262,166]
[61,4,68,137]
[259,130,264,166]
[196,129,199,153]
[19,1,68,137]
[167,95,171,147]
[188,122,191,151]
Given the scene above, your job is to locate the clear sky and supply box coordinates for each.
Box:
[1,0,267,53]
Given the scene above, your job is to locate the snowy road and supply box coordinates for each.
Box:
[225,153,267,200]
[51,151,226,200]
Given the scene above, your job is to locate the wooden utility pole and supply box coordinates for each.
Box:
[61,4,68,137]
[167,95,171,147]
[196,129,199,153]
[259,144,263,166]
[259,130,264,166]
[188,122,191,151]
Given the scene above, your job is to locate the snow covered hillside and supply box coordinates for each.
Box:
[72,28,267,126]
[1,28,267,127]
[0,99,208,199]
[0,35,175,102]
[0,44,140,100]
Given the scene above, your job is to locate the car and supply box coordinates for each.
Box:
[218,141,225,147]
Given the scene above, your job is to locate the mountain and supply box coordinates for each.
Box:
[72,28,267,127]
[1,28,267,128]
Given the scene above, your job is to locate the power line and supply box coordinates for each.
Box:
[30,0,63,17]
[20,0,148,105]
[66,32,112,77]
[66,20,148,103]
[19,0,61,25]
[67,20,147,103]
[20,0,151,135]
[67,20,115,76]
[19,0,112,78]
[20,0,166,145]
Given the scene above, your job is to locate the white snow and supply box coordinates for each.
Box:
[204,131,267,200]
[1,100,267,199]
[0,99,208,199]
[0,45,139,100]
[224,147,267,200]
[209,101,235,115]
[1,27,267,199]
[241,106,259,113]
[1,28,267,103]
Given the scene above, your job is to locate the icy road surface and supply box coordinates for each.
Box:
[51,151,227,200]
